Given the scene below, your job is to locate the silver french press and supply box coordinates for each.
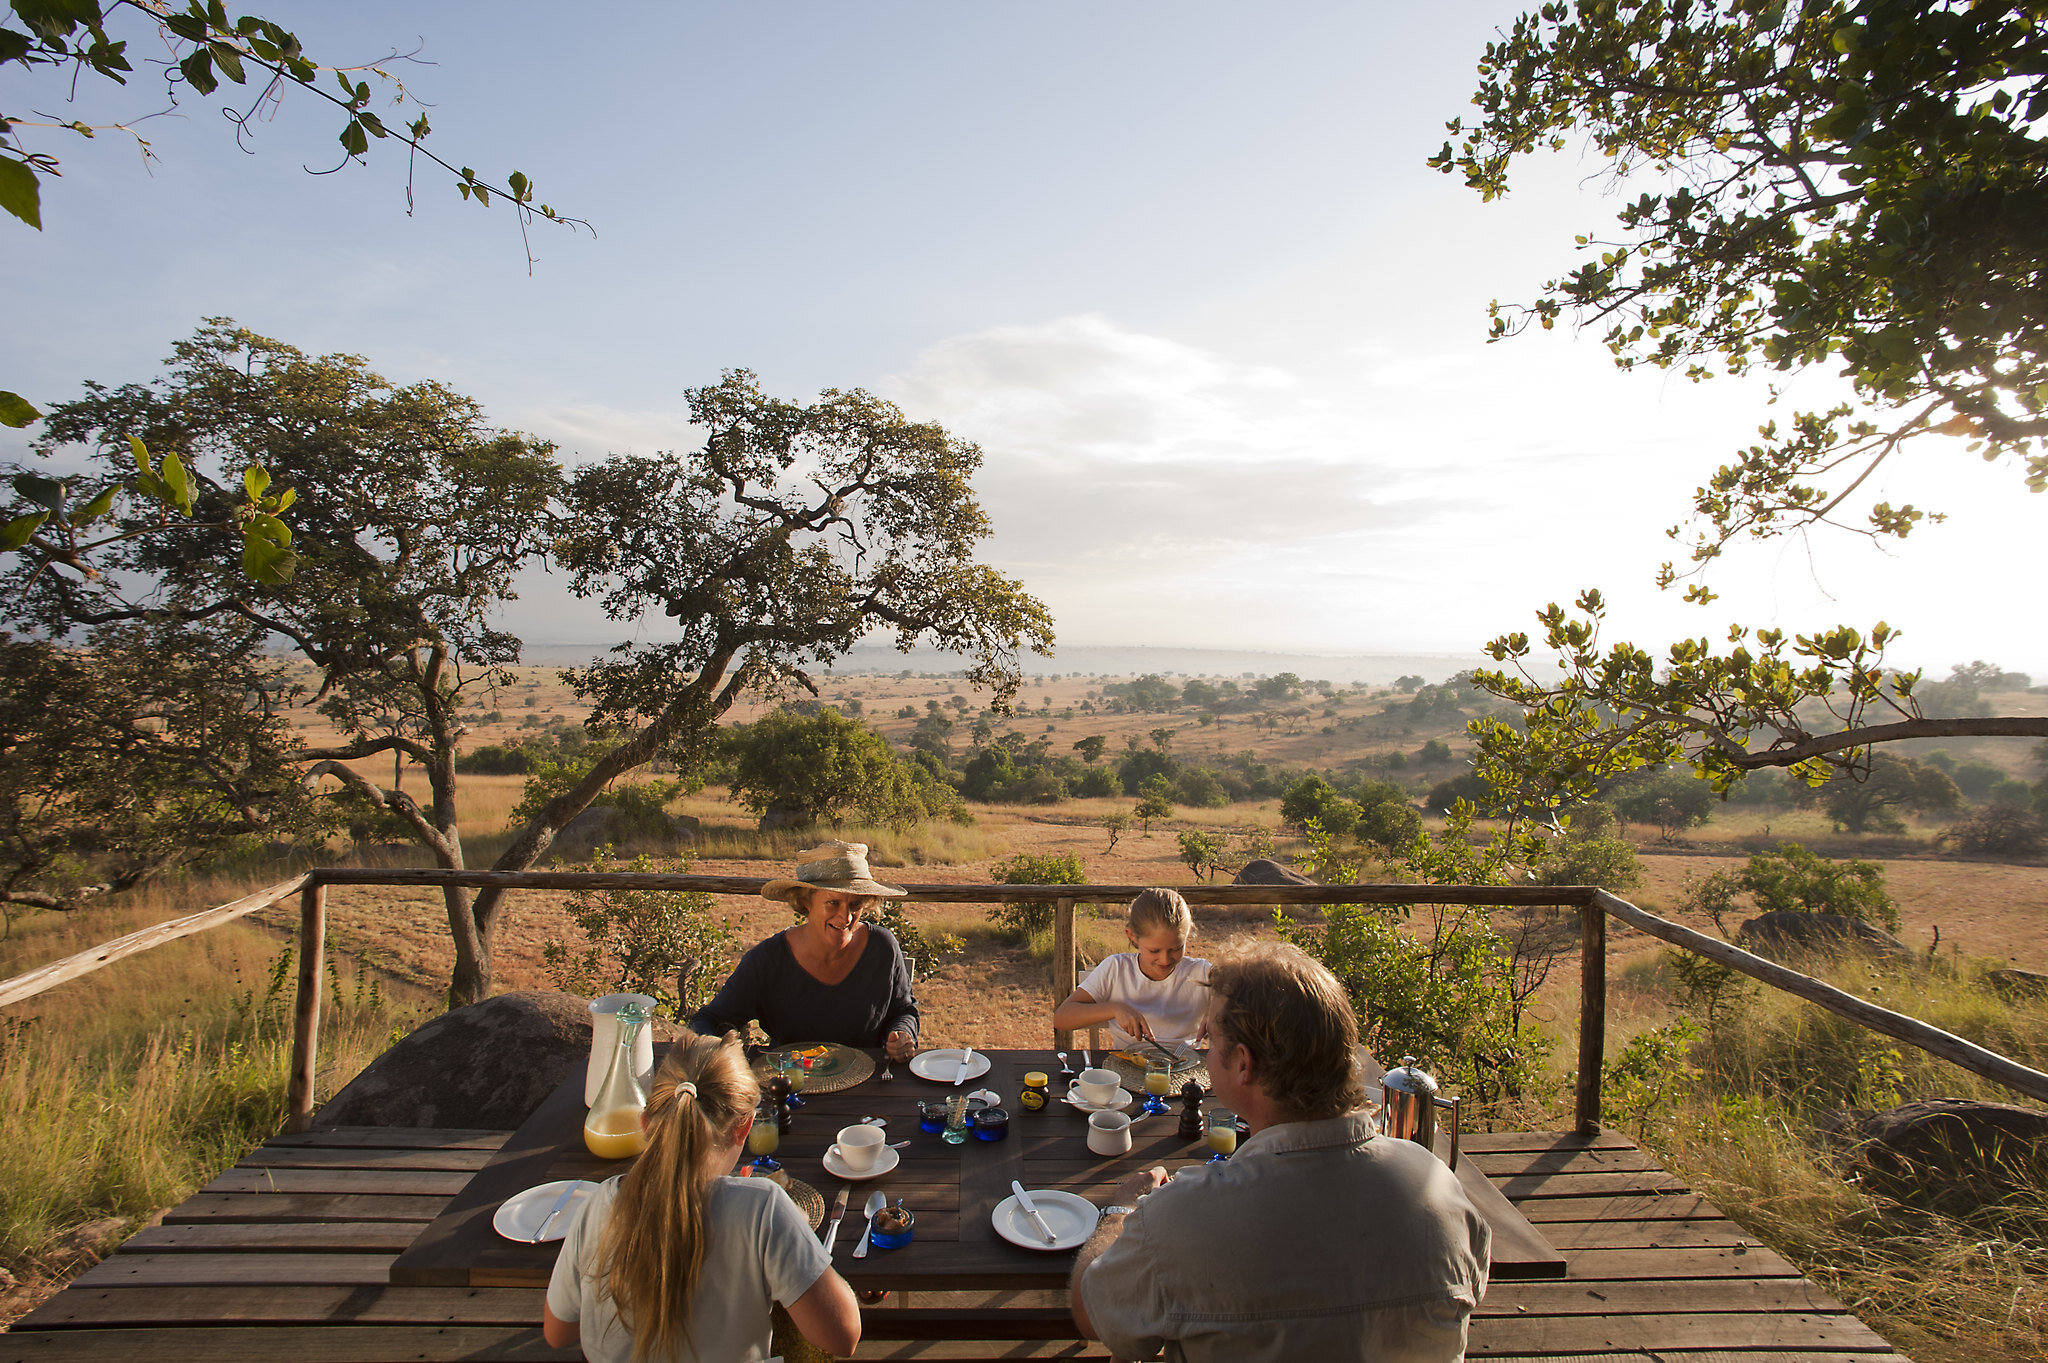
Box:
[1379,1056,1462,1171]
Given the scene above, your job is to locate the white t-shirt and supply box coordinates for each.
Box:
[1076,952,1213,1047]
[546,1174,830,1363]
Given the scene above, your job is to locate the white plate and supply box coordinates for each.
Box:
[909,1049,992,1082]
[1060,1086,1136,1112]
[821,1144,901,1181]
[493,1179,599,1243]
[991,1189,1099,1251]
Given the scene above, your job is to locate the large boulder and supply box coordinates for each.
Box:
[314,991,678,1129]
[1737,911,1912,963]
[1233,858,1317,888]
[1835,1098,2048,1210]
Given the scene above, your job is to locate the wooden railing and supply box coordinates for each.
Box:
[5,869,2046,1137]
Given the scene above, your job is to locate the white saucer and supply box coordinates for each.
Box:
[991,1189,1099,1251]
[909,1049,992,1082]
[493,1179,599,1242]
[821,1144,901,1181]
[1061,1086,1136,1112]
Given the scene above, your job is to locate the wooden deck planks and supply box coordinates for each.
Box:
[5,1126,1912,1363]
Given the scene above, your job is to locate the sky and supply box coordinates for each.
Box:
[7,2,2042,679]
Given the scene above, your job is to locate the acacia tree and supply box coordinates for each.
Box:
[457,371,1054,1000]
[0,620,325,924]
[1434,1,2048,809]
[18,322,562,997]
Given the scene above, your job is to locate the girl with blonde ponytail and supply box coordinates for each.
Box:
[543,1029,860,1362]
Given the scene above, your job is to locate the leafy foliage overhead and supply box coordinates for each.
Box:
[1433,0,2048,570]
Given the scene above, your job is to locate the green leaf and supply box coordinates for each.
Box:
[242,534,296,584]
[339,119,368,157]
[0,390,40,427]
[128,434,152,471]
[0,510,48,551]
[178,47,217,95]
[12,473,64,511]
[243,465,270,501]
[206,40,243,83]
[158,449,193,515]
[271,486,296,513]
[249,511,291,547]
[0,156,43,230]
[74,484,117,526]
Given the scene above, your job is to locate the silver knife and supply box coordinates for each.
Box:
[820,1183,851,1250]
[528,1181,581,1243]
[1011,1180,1059,1245]
[954,1045,974,1086]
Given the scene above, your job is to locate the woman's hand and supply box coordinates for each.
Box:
[1112,1006,1154,1042]
[885,1030,916,1062]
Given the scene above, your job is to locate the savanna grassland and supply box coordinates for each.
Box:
[5,667,2048,1353]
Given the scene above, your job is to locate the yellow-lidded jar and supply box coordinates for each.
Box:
[1020,1071,1050,1111]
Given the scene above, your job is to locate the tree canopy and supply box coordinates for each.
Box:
[16,321,561,998]
[1433,0,2048,563]
[1437,2,2048,814]
[724,706,960,830]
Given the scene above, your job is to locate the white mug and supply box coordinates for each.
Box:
[585,994,658,1105]
[1087,1109,1133,1156]
[1071,1067,1121,1106]
[832,1123,886,1172]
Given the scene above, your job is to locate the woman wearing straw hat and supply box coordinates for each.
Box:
[690,842,920,1063]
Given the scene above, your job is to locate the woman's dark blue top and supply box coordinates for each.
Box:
[690,925,919,1049]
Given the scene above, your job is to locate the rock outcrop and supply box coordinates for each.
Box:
[314,991,675,1129]
[1737,911,1912,962]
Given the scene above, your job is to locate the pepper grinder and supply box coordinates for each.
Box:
[766,1073,794,1132]
[1176,1080,1206,1141]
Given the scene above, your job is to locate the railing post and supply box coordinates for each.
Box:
[285,880,327,1134]
[1052,897,1076,1053]
[1576,899,1606,1137]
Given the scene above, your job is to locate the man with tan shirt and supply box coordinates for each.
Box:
[1070,943,1490,1362]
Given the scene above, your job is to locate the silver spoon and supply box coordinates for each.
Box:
[1056,1051,1073,1077]
[853,1190,886,1258]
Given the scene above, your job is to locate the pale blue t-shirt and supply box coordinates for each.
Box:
[546,1174,829,1363]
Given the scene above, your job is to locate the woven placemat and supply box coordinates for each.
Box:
[1102,1048,1210,1093]
[783,1174,825,1230]
[753,1042,875,1095]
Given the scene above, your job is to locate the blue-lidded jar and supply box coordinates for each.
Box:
[869,1204,914,1249]
[917,1099,948,1134]
[972,1106,1011,1141]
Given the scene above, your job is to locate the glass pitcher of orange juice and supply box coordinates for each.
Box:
[584,1001,652,1159]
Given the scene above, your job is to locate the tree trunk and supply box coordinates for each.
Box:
[444,882,489,1007]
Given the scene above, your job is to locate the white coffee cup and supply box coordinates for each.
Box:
[1087,1109,1133,1156]
[832,1123,886,1172]
[1071,1067,1121,1106]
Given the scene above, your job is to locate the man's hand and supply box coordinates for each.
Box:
[885,1030,916,1062]
[1114,1166,1168,1205]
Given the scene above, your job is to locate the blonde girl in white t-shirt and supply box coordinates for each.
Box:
[1052,888,1212,1048]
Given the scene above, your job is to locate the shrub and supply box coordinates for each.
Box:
[1940,804,2048,857]
[1685,841,1899,932]
[1176,829,1228,881]
[989,850,1087,936]
[541,849,736,1017]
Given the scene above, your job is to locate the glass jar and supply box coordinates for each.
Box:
[1020,1072,1049,1111]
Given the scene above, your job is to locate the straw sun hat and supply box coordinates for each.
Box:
[760,841,908,905]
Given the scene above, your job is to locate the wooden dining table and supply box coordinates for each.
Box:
[388,1046,1563,1294]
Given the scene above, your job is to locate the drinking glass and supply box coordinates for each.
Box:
[1142,1055,1172,1115]
[779,1053,808,1109]
[942,1093,970,1145]
[1205,1106,1238,1161]
[747,1098,781,1157]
